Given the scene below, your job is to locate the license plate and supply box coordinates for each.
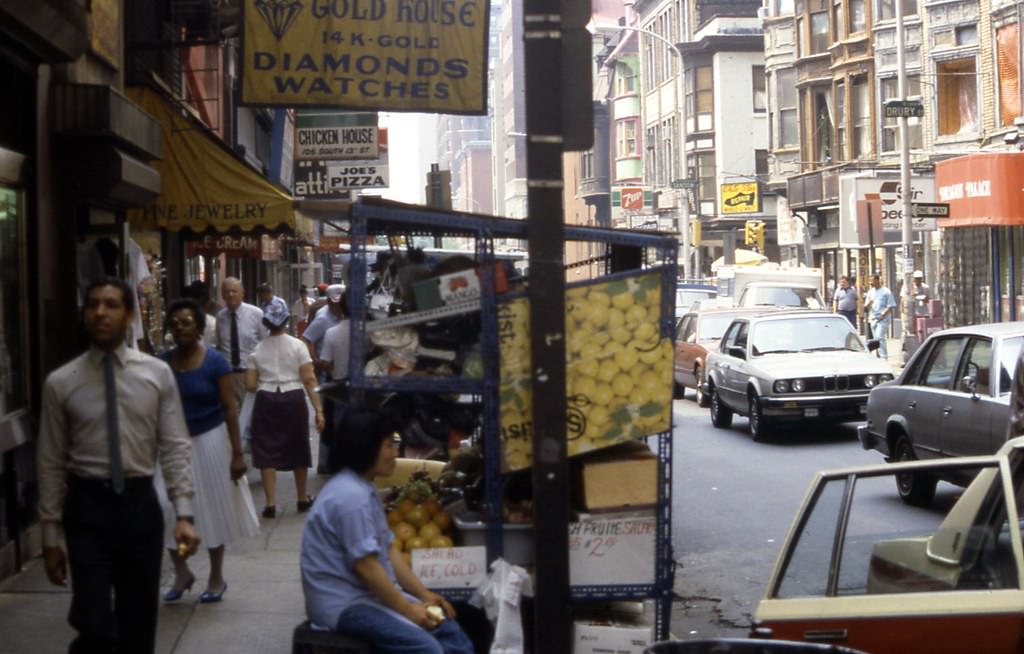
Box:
[804,408,819,417]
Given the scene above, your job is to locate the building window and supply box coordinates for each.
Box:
[877,0,917,22]
[851,77,871,157]
[753,66,767,112]
[617,119,638,156]
[996,23,1021,128]
[808,0,830,54]
[0,186,26,413]
[832,0,844,41]
[776,0,795,14]
[813,87,834,164]
[849,0,865,33]
[615,64,637,96]
[879,75,923,152]
[835,81,847,161]
[689,152,717,207]
[687,64,714,131]
[645,126,657,184]
[937,58,978,136]
[778,68,799,147]
[755,149,770,177]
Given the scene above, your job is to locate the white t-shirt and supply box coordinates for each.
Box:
[321,320,352,381]
[249,333,312,392]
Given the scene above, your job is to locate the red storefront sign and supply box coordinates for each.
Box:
[621,187,644,210]
[186,234,262,258]
[935,152,1024,226]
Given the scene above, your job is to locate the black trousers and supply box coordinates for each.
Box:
[63,475,163,654]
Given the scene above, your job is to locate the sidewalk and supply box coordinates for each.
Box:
[0,464,323,654]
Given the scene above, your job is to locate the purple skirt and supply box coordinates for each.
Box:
[250,388,311,470]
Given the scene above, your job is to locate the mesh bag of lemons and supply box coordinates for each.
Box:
[384,472,456,568]
[499,271,673,471]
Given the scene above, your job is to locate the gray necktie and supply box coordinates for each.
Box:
[104,353,125,494]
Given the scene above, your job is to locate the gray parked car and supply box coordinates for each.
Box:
[857,321,1024,506]
[704,310,892,441]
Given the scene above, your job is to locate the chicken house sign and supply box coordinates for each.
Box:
[242,0,489,114]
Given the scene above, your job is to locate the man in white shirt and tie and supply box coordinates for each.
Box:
[215,277,267,408]
[37,278,200,653]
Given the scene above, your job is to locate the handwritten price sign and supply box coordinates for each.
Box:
[412,546,487,589]
[569,514,656,586]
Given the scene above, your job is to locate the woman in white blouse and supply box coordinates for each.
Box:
[245,303,325,518]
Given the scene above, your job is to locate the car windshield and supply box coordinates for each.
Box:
[677,289,716,311]
[746,286,824,309]
[699,314,742,342]
[751,316,863,355]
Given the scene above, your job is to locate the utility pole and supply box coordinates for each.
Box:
[895,0,918,360]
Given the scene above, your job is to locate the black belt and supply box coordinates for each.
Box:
[68,474,154,492]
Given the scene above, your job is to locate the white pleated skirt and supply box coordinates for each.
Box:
[156,422,260,549]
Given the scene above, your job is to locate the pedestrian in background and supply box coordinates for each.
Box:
[37,278,199,653]
[865,274,896,360]
[302,283,346,474]
[245,302,325,518]
[258,282,288,314]
[912,270,932,316]
[183,280,217,346]
[291,284,311,336]
[159,298,257,605]
[833,275,858,328]
[215,277,266,409]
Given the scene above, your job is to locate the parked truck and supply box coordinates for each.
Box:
[714,263,824,307]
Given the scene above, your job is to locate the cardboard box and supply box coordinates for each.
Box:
[573,618,653,654]
[412,262,509,310]
[576,442,657,511]
[569,511,656,586]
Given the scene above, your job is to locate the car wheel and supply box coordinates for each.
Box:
[748,394,773,442]
[710,385,733,428]
[893,435,936,507]
[673,381,685,400]
[694,366,710,408]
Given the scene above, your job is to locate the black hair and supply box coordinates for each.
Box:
[165,298,206,332]
[84,278,136,314]
[327,410,400,475]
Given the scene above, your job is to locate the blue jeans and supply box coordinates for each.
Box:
[336,602,475,654]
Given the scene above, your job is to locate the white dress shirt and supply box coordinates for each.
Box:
[36,344,194,547]
[215,302,267,370]
[250,333,312,393]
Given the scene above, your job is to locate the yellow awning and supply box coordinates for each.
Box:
[125,87,294,233]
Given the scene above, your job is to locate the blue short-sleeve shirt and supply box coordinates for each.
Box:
[301,468,402,629]
[160,348,232,436]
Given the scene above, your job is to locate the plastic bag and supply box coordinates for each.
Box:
[471,558,533,654]
[231,478,261,538]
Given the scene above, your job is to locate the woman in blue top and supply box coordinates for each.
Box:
[161,299,258,604]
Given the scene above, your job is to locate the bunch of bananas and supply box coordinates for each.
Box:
[499,272,673,471]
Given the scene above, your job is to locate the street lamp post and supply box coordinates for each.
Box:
[895,0,918,361]
[599,23,690,279]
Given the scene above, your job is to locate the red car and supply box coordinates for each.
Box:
[674,308,767,405]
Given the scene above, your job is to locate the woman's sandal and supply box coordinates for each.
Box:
[261,505,276,519]
[296,496,315,512]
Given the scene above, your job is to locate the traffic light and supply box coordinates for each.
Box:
[751,221,766,252]
[744,221,755,245]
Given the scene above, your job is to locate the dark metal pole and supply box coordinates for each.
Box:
[524,0,570,651]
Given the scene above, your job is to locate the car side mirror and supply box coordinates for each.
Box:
[728,345,746,360]
[961,375,978,397]
[867,338,881,352]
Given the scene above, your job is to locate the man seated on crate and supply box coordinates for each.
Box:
[300,411,474,654]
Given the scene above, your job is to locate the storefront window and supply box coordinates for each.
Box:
[0,186,26,414]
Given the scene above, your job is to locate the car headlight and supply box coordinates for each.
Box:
[792,378,805,392]
[879,374,894,383]
[774,380,790,393]
[864,374,877,388]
